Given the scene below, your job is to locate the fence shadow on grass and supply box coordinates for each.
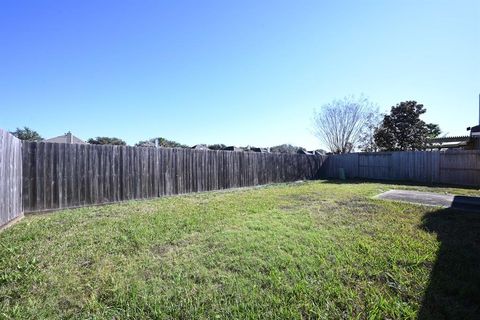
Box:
[418,207,480,319]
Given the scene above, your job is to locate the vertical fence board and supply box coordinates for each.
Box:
[0,129,22,227]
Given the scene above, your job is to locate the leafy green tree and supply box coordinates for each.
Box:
[426,123,442,139]
[270,144,305,154]
[10,127,43,141]
[374,101,441,151]
[136,137,188,148]
[87,137,127,145]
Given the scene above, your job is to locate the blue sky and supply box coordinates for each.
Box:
[1,0,479,149]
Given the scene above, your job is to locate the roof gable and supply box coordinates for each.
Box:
[44,132,86,144]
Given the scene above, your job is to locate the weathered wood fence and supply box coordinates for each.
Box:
[2,132,480,221]
[0,129,22,228]
[22,142,324,213]
[321,151,480,187]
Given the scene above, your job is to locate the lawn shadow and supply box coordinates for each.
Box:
[418,207,480,319]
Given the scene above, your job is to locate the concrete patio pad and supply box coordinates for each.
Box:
[376,190,480,211]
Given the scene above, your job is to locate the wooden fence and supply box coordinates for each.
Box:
[0,129,22,228]
[22,142,324,213]
[321,150,480,187]
[2,134,479,219]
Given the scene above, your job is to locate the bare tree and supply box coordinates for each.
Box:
[358,111,382,152]
[312,95,378,153]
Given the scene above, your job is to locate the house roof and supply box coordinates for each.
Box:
[249,147,269,153]
[428,136,470,143]
[192,144,209,150]
[428,141,469,149]
[222,146,243,151]
[44,132,86,144]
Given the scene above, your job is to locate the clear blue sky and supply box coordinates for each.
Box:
[1,0,479,149]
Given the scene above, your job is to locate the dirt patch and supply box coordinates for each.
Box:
[150,232,201,257]
[279,193,332,210]
[335,197,381,214]
[283,193,321,202]
[278,205,300,211]
[278,193,381,218]
[151,244,177,256]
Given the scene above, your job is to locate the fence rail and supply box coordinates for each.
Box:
[321,150,480,186]
[22,142,324,213]
[0,129,22,228]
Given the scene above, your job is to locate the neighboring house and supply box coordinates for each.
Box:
[297,149,312,155]
[192,144,209,150]
[222,146,243,151]
[44,132,86,144]
[297,149,324,155]
[427,130,480,150]
[428,97,480,150]
[468,124,480,149]
[427,136,473,150]
[249,147,269,153]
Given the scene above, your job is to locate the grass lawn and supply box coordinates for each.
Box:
[1,180,479,319]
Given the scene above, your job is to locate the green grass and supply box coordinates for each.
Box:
[1,180,479,319]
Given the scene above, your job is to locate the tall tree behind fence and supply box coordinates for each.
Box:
[22,142,324,213]
[321,151,480,186]
[0,129,22,228]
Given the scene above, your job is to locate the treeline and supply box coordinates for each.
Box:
[8,127,324,155]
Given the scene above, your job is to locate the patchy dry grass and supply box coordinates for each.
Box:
[0,180,479,319]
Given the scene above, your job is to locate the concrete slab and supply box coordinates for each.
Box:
[376,190,480,212]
